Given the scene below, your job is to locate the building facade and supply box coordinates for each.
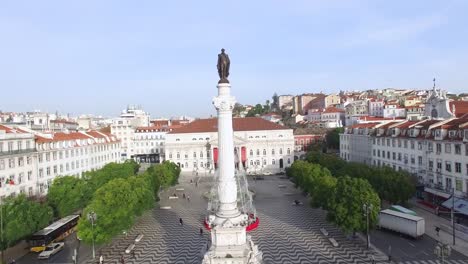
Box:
[340,116,468,202]
[0,125,121,198]
[132,126,167,163]
[165,118,294,175]
[0,125,36,198]
[111,106,150,159]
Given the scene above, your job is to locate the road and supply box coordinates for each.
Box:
[371,228,467,262]
[16,234,93,264]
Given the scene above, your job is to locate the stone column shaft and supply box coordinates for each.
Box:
[213,83,239,217]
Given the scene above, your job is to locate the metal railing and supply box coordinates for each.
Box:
[0,148,36,157]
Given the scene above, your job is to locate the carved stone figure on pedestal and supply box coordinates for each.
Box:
[217,49,230,83]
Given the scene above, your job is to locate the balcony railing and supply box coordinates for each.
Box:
[0,148,36,157]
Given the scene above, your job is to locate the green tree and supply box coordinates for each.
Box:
[327,176,380,234]
[246,104,265,117]
[271,93,279,112]
[0,195,53,255]
[309,173,337,210]
[48,176,88,217]
[233,103,245,117]
[325,127,344,150]
[77,178,140,245]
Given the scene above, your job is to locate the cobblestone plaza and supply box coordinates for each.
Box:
[88,175,391,264]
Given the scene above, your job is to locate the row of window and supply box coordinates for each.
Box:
[135,148,163,154]
[0,140,33,153]
[249,148,290,156]
[0,156,33,170]
[176,158,292,169]
[169,151,211,159]
[38,144,115,163]
[373,149,468,175]
[135,142,163,147]
[134,135,165,140]
[249,158,291,166]
[373,138,468,156]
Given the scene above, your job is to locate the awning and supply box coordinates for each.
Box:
[442,197,468,216]
[424,187,452,199]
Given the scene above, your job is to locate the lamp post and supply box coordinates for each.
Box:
[87,211,97,260]
[363,203,373,249]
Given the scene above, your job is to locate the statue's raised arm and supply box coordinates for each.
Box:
[217,48,230,83]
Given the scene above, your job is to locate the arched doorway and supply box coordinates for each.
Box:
[279,159,284,169]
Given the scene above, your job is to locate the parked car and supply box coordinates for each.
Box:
[263,171,273,175]
[38,242,65,259]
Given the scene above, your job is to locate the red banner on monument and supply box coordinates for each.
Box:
[213,147,219,164]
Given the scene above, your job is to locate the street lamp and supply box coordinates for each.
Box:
[363,203,373,249]
[87,211,97,260]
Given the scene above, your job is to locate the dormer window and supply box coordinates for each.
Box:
[435,130,441,137]
[449,131,456,138]
[421,130,426,135]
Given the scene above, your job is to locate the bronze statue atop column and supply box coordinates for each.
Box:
[217,48,230,83]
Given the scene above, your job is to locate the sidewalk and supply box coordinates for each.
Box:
[409,199,468,258]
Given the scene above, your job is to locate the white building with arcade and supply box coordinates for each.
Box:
[164,117,294,175]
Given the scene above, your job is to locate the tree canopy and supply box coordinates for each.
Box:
[327,176,380,233]
[306,151,415,204]
[76,161,180,245]
[0,195,53,251]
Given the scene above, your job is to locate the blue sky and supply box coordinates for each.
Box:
[0,0,467,118]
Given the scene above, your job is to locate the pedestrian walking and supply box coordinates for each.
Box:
[179,217,183,225]
[200,227,204,236]
[120,254,125,264]
[183,193,186,199]
[435,226,440,236]
[99,254,104,264]
[187,195,190,202]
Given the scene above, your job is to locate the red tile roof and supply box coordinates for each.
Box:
[0,125,14,133]
[168,117,288,134]
[151,120,170,127]
[395,121,418,129]
[35,131,118,144]
[414,120,440,129]
[449,101,468,117]
[357,116,405,121]
[323,106,345,113]
[377,121,401,129]
[0,125,29,134]
[349,122,380,129]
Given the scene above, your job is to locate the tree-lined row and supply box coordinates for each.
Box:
[76,161,180,245]
[286,161,380,233]
[0,160,180,253]
[305,151,416,204]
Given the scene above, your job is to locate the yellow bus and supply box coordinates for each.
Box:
[29,214,80,252]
